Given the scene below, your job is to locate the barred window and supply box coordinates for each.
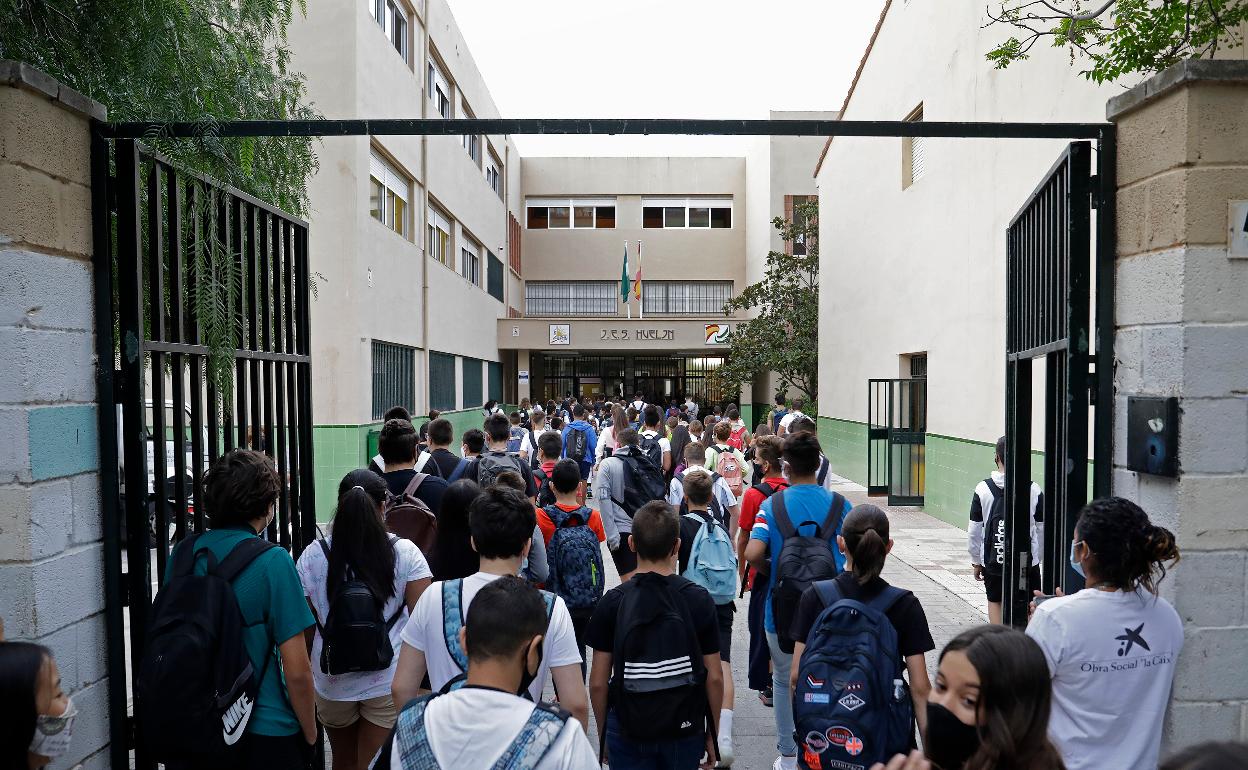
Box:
[487,361,502,402]
[462,357,483,409]
[371,340,415,420]
[486,251,504,301]
[642,281,733,314]
[461,238,480,286]
[524,281,618,316]
[429,351,457,411]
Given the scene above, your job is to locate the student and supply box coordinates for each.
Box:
[594,405,629,466]
[376,419,449,515]
[378,576,598,769]
[777,397,806,436]
[462,414,538,497]
[561,403,599,484]
[593,428,666,582]
[786,416,837,492]
[161,450,317,768]
[669,441,739,526]
[724,408,749,452]
[1026,497,1182,770]
[587,501,724,770]
[536,459,609,679]
[0,642,77,770]
[789,504,934,765]
[744,433,850,770]
[746,423,774,481]
[896,625,1064,770]
[532,430,565,507]
[677,471,739,767]
[705,421,751,501]
[296,470,433,770]
[737,435,787,708]
[684,393,699,420]
[391,487,586,728]
[427,479,482,581]
[518,397,533,429]
[506,411,527,453]
[369,406,412,474]
[416,409,440,457]
[483,399,503,418]
[969,436,1043,624]
[423,418,462,480]
[630,392,647,413]
[520,407,554,469]
[768,395,787,434]
[687,420,706,452]
[668,417,692,480]
[460,428,485,461]
[638,405,673,473]
[490,471,550,586]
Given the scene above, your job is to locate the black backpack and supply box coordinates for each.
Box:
[981,477,1027,577]
[136,534,280,762]
[565,425,590,465]
[674,470,724,520]
[533,465,557,507]
[771,489,847,648]
[607,573,711,747]
[610,450,667,519]
[314,536,403,675]
[638,431,664,467]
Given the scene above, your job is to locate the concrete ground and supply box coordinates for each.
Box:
[581,473,989,769]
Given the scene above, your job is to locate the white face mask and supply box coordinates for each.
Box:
[30,696,77,759]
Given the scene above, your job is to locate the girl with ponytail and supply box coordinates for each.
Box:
[790,504,936,737]
[296,469,434,769]
[1026,496,1183,770]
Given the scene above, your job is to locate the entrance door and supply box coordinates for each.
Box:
[866,378,927,506]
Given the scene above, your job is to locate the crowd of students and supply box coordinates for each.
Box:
[0,393,1242,770]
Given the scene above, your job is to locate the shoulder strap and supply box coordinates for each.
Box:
[772,489,797,540]
[403,472,427,499]
[813,578,843,609]
[817,492,847,540]
[490,701,572,770]
[441,579,468,672]
[392,695,440,768]
[317,538,330,560]
[169,532,205,578]
[214,536,280,583]
[865,585,911,615]
[984,477,1002,498]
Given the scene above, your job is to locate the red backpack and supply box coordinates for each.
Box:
[727,425,747,451]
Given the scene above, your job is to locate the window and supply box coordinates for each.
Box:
[903,103,925,189]
[486,150,504,199]
[526,198,616,229]
[369,151,410,237]
[371,0,409,62]
[524,281,618,316]
[785,194,817,256]
[461,101,481,165]
[487,361,502,403]
[462,358,483,409]
[429,352,457,411]
[426,205,452,266]
[486,251,504,302]
[909,353,928,378]
[642,198,733,229]
[642,281,734,315]
[371,340,415,420]
[427,58,451,119]
[460,237,481,286]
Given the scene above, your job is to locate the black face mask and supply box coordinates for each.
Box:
[517,638,544,699]
[925,702,981,770]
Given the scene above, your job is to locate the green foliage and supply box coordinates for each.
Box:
[711,201,819,403]
[985,0,1248,83]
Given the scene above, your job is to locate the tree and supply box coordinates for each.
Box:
[985,0,1248,83]
[711,200,819,404]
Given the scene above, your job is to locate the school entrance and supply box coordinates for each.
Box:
[530,353,727,406]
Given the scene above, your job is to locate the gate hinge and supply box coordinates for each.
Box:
[1089,175,1102,209]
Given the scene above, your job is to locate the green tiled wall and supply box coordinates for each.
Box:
[819,416,868,486]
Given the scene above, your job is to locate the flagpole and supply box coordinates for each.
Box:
[637,240,644,320]
[624,241,632,319]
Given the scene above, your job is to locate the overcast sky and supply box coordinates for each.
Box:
[443,0,886,156]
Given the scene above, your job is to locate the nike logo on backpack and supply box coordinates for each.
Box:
[222,692,254,745]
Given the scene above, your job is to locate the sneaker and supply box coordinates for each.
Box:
[759,686,774,707]
[772,756,797,770]
[716,736,734,768]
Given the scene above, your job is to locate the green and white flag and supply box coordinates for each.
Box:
[620,242,630,303]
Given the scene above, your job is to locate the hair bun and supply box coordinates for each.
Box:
[1146,524,1179,563]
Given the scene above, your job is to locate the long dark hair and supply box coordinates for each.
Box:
[430,479,481,580]
[1076,496,1179,593]
[841,504,890,585]
[0,641,49,770]
[940,626,1064,770]
[330,470,396,601]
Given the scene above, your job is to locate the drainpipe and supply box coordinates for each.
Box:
[419,10,431,415]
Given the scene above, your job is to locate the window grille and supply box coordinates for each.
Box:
[429,351,457,411]
[487,252,504,301]
[524,281,618,316]
[487,361,502,402]
[371,340,415,420]
[642,281,733,315]
[462,357,483,408]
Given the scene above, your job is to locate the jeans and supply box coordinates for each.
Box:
[747,580,771,691]
[605,712,707,770]
[767,631,797,757]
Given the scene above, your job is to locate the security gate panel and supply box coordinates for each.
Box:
[867,378,927,506]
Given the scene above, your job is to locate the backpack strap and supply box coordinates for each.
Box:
[441,579,469,673]
[490,701,573,770]
[392,695,440,768]
[984,477,1002,498]
[817,456,830,486]
[213,535,281,584]
[813,577,843,610]
[448,457,470,483]
[403,472,428,500]
[169,532,206,578]
[772,489,796,540]
[816,493,848,540]
[864,585,911,616]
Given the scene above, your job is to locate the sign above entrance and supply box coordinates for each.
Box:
[704,323,731,345]
[549,324,570,345]
[600,327,675,342]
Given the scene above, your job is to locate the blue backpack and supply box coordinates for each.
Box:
[680,511,737,604]
[544,505,605,611]
[793,579,914,769]
[507,426,526,453]
[440,579,555,697]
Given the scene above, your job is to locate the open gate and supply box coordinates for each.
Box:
[92,138,317,769]
[867,378,927,506]
[1001,140,1109,626]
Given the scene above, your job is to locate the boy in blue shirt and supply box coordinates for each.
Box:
[745,432,849,770]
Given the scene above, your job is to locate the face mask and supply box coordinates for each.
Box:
[29,696,77,759]
[1070,540,1086,579]
[517,638,544,699]
[925,701,979,770]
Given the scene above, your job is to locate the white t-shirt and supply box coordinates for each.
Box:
[296,535,432,701]
[638,429,672,459]
[398,572,583,702]
[778,409,806,432]
[1026,587,1183,770]
[520,426,557,459]
[387,686,596,770]
[667,467,737,513]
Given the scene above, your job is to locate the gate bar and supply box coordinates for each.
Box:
[95,118,1109,140]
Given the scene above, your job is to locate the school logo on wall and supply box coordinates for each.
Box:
[704,323,731,345]
[549,324,571,345]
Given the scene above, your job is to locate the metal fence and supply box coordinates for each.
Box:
[92,138,316,769]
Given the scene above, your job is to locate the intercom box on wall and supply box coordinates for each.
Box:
[1126,396,1179,478]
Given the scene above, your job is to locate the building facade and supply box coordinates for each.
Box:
[814,0,1126,526]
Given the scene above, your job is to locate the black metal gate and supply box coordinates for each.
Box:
[867,378,927,506]
[92,138,317,769]
[1002,140,1104,626]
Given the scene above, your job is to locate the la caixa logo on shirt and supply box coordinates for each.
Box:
[1080,623,1174,672]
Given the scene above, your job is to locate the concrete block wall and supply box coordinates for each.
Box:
[1108,60,1248,749]
[0,62,111,769]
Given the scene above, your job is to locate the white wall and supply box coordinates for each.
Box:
[816,0,1129,445]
